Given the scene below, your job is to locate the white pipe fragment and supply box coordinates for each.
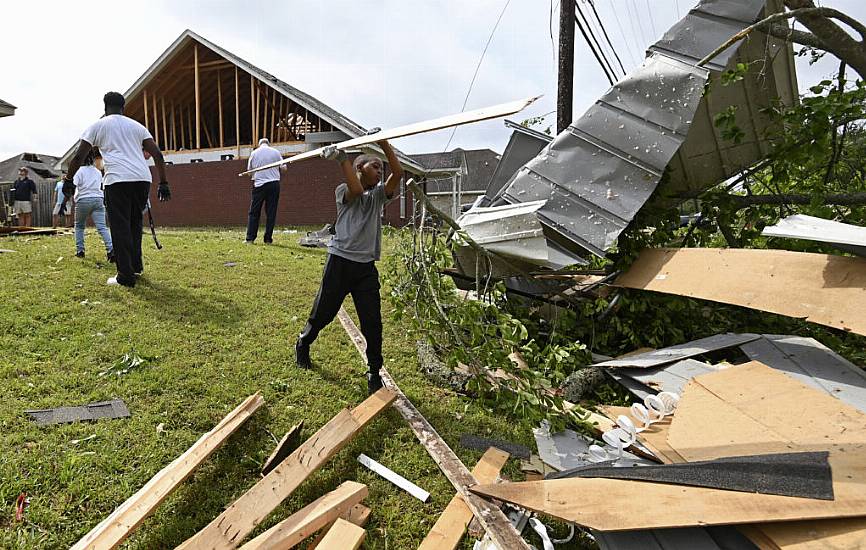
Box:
[357,453,430,502]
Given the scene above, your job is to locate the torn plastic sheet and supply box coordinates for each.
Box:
[457,0,796,271]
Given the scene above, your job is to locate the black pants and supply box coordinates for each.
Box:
[246,180,280,242]
[104,181,150,287]
[299,254,383,371]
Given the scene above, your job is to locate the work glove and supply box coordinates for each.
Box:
[321,145,347,163]
[62,178,75,199]
[157,181,171,202]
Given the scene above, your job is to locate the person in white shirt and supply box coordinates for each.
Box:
[245,138,286,244]
[72,149,113,261]
[52,176,71,228]
[63,92,169,287]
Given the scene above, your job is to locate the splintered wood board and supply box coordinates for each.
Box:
[177,389,395,549]
[237,481,367,549]
[71,393,264,550]
[315,518,366,550]
[239,96,540,175]
[614,248,866,336]
[418,447,510,550]
[307,504,371,549]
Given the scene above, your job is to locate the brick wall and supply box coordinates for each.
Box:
[146,157,413,227]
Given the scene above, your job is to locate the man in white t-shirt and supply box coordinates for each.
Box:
[63,91,170,287]
[245,138,286,244]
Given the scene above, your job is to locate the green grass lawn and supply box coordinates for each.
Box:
[0,228,581,549]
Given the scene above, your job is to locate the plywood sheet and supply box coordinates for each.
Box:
[614,248,866,336]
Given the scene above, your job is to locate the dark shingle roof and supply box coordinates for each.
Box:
[414,148,501,193]
[0,153,62,183]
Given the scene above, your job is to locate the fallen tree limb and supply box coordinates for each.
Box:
[336,307,532,550]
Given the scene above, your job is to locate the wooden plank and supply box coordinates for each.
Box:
[240,95,541,175]
[187,105,193,151]
[357,453,430,502]
[316,518,365,550]
[594,334,760,368]
[307,504,370,550]
[177,389,395,549]
[70,393,265,550]
[470,448,866,531]
[217,70,224,148]
[250,76,256,145]
[614,248,866,337]
[235,66,240,156]
[418,447,509,550]
[170,101,177,151]
[143,89,149,131]
[336,308,532,550]
[236,481,367,550]
[152,94,159,149]
[160,97,167,149]
[740,335,866,413]
[194,43,201,149]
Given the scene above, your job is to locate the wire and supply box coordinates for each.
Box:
[575,1,619,81]
[443,0,512,152]
[674,0,681,18]
[586,0,626,75]
[645,0,658,39]
[624,0,648,59]
[575,12,616,86]
[608,0,640,66]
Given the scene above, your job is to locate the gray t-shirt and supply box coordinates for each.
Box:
[328,182,390,263]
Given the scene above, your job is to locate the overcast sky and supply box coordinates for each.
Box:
[1,0,863,163]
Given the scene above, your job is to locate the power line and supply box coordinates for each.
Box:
[674,0,681,18]
[574,12,616,85]
[586,0,626,75]
[608,0,640,67]
[443,0,512,152]
[575,1,619,82]
[645,0,658,39]
[624,0,648,59]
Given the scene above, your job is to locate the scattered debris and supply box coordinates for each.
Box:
[336,307,532,550]
[261,421,304,476]
[459,434,530,460]
[177,389,396,548]
[0,248,16,253]
[594,333,759,369]
[357,453,430,503]
[26,399,130,426]
[419,447,509,550]
[69,434,97,446]
[417,339,469,391]
[307,504,371,549]
[559,366,606,402]
[98,350,156,377]
[70,393,264,550]
[15,493,28,522]
[299,224,335,248]
[237,481,368,549]
[223,261,237,267]
[763,214,866,257]
[532,422,642,472]
[156,423,165,435]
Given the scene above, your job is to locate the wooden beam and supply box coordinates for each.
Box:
[181,59,233,70]
[250,75,256,145]
[307,504,370,549]
[203,117,215,149]
[235,66,241,156]
[194,44,201,149]
[615,248,866,337]
[316,519,365,550]
[187,105,194,150]
[241,96,540,175]
[70,393,265,550]
[152,94,159,148]
[143,89,150,133]
[236,481,368,550]
[177,389,396,549]
[261,421,303,476]
[217,70,224,148]
[336,308,532,550]
[170,102,177,151]
[418,447,510,550]
[161,97,168,149]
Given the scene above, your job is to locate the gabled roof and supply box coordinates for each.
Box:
[0,98,15,117]
[125,30,368,140]
[0,152,61,183]
[414,148,501,193]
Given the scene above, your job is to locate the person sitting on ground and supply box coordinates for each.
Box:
[295,141,403,394]
[245,138,287,244]
[63,91,169,287]
[11,167,37,227]
[73,150,113,262]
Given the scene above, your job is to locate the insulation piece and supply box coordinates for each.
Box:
[567,451,834,500]
[26,399,130,426]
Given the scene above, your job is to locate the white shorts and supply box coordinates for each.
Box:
[52,202,67,216]
[13,200,32,215]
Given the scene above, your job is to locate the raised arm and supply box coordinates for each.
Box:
[340,156,364,203]
[378,140,403,198]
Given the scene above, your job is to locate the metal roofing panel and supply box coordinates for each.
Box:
[762,215,866,257]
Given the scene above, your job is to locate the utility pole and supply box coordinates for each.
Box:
[557,0,575,133]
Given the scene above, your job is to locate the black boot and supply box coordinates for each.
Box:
[367,367,383,394]
[295,339,312,369]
